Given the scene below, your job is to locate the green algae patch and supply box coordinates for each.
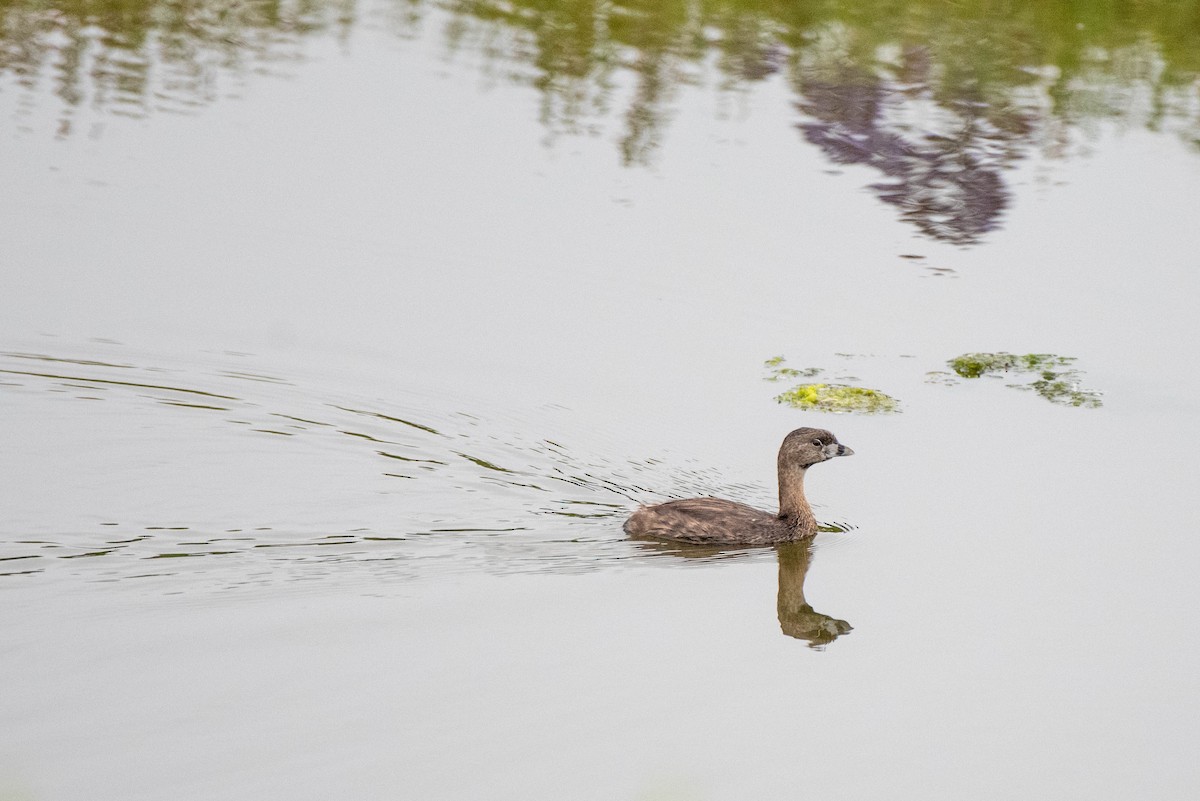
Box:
[765,356,899,414]
[763,356,823,382]
[775,383,899,414]
[949,352,1073,379]
[1025,374,1103,408]
[946,352,1102,408]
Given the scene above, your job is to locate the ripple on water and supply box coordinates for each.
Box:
[0,346,856,592]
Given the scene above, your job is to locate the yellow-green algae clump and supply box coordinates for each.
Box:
[764,357,899,414]
[947,352,1102,408]
[776,383,899,414]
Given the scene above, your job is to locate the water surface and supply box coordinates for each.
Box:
[3,0,1200,798]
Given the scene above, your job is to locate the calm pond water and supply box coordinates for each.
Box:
[3,0,1200,798]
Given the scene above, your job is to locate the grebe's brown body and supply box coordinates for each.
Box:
[623,428,853,546]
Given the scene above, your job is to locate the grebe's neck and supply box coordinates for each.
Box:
[777,463,816,532]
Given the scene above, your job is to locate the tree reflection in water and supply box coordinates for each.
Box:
[798,64,1014,245]
[3,0,1199,242]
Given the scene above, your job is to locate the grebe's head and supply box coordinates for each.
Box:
[778,427,854,469]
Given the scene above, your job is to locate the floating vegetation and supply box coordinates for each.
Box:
[944,352,1102,408]
[1026,374,1104,408]
[763,356,823,382]
[949,352,1070,378]
[767,352,1102,413]
[923,371,960,386]
[775,384,900,414]
[765,357,899,414]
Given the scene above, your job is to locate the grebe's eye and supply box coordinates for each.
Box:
[811,439,822,447]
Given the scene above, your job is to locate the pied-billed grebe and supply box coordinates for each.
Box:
[623,427,853,545]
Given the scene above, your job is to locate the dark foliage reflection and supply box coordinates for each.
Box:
[798,64,1014,245]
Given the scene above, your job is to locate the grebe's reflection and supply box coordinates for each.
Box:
[630,538,852,648]
[775,541,852,647]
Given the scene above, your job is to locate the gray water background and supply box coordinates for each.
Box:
[2,1,1200,798]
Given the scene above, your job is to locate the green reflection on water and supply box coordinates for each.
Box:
[0,0,363,129]
[3,0,1200,240]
